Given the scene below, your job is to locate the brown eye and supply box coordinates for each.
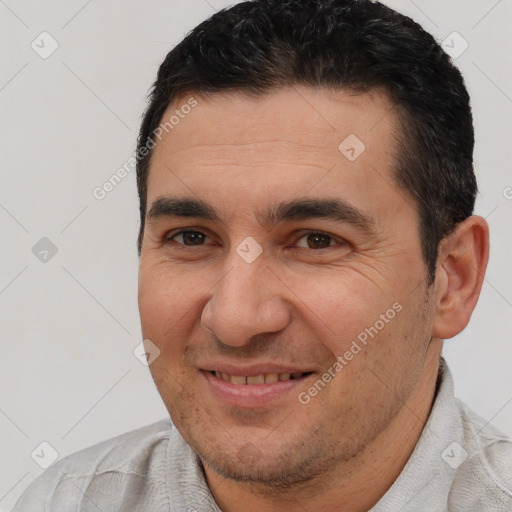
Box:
[170,231,210,246]
[296,232,335,249]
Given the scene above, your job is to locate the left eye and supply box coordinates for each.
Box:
[295,232,336,249]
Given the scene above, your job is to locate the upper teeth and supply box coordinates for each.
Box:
[213,371,305,385]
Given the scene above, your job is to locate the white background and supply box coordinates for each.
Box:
[1,0,511,509]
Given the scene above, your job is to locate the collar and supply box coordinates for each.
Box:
[370,356,462,511]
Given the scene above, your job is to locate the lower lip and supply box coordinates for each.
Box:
[200,370,313,407]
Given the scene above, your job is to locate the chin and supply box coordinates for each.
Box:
[187,425,337,488]
[202,451,321,487]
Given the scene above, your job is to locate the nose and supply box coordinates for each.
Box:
[200,256,291,347]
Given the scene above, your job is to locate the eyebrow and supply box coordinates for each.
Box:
[147,196,376,234]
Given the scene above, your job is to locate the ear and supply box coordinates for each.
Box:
[431,216,489,340]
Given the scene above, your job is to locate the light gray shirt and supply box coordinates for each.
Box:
[12,359,512,511]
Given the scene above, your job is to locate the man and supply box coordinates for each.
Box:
[13,0,512,510]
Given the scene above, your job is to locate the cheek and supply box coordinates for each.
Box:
[287,269,392,349]
[138,264,206,410]
[138,262,204,343]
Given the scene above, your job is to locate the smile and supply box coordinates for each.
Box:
[210,371,311,385]
[200,367,315,407]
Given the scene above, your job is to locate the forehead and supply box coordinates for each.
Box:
[147,86,406,221]
[152,86,397,157]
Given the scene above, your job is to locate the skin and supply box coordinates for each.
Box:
[138,86,489,511]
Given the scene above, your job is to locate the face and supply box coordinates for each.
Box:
[138,86,436,486]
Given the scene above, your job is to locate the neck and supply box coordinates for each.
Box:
[204,339,443,512]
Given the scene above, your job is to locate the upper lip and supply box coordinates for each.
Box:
[200,362,314,377]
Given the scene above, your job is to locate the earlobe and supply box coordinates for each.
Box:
[431,216,489,340]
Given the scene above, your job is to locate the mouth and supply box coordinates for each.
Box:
[209,370,313,385]
[200,367,315,407]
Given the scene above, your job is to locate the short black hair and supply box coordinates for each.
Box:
[135,0,476,283]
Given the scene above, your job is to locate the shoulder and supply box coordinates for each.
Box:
[450,399,512,510]
[12,418,174,511]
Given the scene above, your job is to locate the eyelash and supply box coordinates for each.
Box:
[165,230,346,250]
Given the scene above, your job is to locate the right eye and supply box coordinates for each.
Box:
[166,230,213,246]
